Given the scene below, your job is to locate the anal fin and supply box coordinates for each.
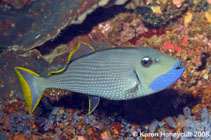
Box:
[88,96,100,114]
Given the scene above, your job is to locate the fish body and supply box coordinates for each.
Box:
[15,43,185,114]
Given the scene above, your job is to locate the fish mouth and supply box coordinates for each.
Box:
[148,61,185,92]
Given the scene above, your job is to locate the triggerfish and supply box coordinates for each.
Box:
[15,42,185,114]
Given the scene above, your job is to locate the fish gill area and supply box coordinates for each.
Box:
[0,0,210,140]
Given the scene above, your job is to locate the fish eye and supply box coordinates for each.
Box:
[141,56,152,67]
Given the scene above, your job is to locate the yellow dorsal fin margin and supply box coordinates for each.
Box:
[48,42,95,76]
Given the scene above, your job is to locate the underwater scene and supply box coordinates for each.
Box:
[0,0,210,140]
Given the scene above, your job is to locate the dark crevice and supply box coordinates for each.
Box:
[197,52,210,71]
[0,47,6,54]
[35,3,132,55]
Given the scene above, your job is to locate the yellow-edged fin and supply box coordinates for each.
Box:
[15,67,40,113]
[31,91,45,112]
[48,42,95,76]
[88,96,100,114]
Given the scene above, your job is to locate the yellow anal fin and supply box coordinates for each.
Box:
[88,96,100,114]
[48,42,95,76]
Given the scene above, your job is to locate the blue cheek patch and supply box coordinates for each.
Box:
[149,61,185,92]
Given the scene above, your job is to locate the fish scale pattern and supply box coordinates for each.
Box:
[49,54,140,100]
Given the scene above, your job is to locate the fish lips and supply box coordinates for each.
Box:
[148,61,185,92]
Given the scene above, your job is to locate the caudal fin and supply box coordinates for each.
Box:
[15,67,47,113]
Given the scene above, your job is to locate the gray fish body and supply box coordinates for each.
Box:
[15,46,185,113]
[48,48,152,100]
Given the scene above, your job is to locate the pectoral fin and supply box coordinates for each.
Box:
[88,96,100,114]
[125,70,142,99]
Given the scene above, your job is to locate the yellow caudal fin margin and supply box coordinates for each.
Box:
[15,67,45,113]
[48,42,95,76]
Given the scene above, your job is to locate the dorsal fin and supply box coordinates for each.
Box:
[48,42,95,76]
[70,42,95,61]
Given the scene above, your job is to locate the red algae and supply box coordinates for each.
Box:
[110,122,122,137]
[129,28,166,44]
[182,36,189,47]
[163,40,182,52]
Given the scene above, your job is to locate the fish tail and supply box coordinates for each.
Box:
[15,67,47,113]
